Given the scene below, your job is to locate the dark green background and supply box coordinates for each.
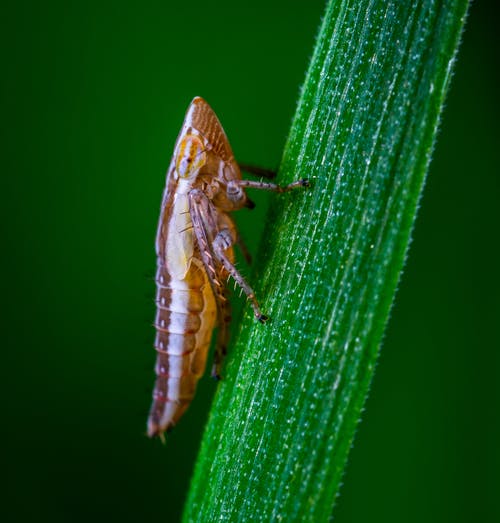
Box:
[2,1,498,522]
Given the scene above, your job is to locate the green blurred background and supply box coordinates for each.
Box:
[2,1,498,522]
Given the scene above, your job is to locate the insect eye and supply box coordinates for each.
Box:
[176,135,206,178]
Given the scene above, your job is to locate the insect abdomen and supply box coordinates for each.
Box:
[148,262,216,437]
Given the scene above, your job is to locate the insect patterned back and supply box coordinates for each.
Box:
[187,98,235,163]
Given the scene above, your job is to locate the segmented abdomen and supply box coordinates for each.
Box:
[147,260,216,437]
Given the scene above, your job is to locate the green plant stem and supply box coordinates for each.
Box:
[183,1,468,521]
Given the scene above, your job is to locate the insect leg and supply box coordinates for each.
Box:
[212,228,268,323]
[189,189,267,324]
[187,189,223,295]
[188,189,237,377]
[231,178,309,193]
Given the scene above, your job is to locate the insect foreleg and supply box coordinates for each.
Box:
[229,177,309,194]
[212,229,268,324]
[188,189,236,378]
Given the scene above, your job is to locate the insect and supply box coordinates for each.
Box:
[147,97,308,438]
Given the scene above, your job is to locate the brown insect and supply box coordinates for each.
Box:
[147,97,308,438]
